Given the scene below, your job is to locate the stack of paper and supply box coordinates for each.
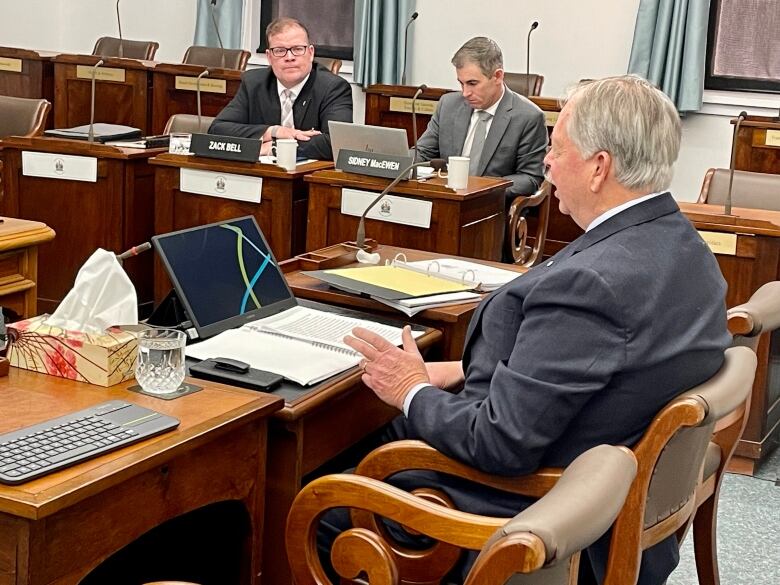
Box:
[402,259,521,292]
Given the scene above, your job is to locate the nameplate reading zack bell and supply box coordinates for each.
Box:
[189,133,261,162]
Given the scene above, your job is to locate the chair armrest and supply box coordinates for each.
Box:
[506,181,552,267]
[356,439,563,498]
[727,281,780,336]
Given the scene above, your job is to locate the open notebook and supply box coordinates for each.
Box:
[152,216,419,385]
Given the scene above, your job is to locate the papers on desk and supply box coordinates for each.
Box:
[258,155,317,166]
[44,123,142,143]
[185,305,421,386]
[373,291,482,316]
[401,258,522,292]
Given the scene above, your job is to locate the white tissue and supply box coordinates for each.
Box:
[356,249,381,264]
[45,249,139,334]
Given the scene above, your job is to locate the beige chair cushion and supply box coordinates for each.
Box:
[92,37,159,60]
[163,114,216,135]
[703,441,722,481]
[182,46,250,70]
[0,95,50,138]
[700,168,780,211]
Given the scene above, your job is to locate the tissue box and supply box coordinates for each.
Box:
[7,315,137,387]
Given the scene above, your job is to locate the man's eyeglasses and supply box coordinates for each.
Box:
[268,45,309,58]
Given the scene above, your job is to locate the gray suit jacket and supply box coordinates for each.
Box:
[209,63,353,160]
[415,88,548,197]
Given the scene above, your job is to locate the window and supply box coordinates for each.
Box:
[256,0,355,60]
[705,0,780,93]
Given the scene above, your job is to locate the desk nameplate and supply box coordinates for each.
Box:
[175,76,227,94]
[543,110,559,127]
[76,65,126,83]
[766,130,780,148]
[0,57,23,73]
[389,96,438,115]
[341,188,432,229]
[180,168,263,203]
[22,151,98,182]
[698,230,738,256]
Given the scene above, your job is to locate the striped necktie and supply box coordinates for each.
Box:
[280,89,295,128]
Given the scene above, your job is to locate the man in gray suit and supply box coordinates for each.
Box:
[342,76,731,584]
[415,37,548,198]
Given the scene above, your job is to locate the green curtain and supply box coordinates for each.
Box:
[628,0,711,113]
[354,0,416,87]
[194,0,243,49]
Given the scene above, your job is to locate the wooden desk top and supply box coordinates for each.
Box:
[730,115,780,130]
[52,53,156,70]
[150,152,333,178]
[680,202,780,237]
[0,370,282,520]
[0,46,59,60]
[151,61,244,79]
[304,169,513,201]
[0,135,167,160]
[0,217,55,251]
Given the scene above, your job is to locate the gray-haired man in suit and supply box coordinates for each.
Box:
[415,37,548,198]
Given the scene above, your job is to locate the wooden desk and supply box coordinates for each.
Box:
[151,62,243,135]
[0,369,282,585]
[0,136,160,314]
[53,54,154,135]
[732,115,780,175]
[262,321,442,585]
[305,170,511,261]
[0,217,55,319]
[281,245,525,360]
[679,202,780,472]
[0,47,56,127]
[150,153,332,303]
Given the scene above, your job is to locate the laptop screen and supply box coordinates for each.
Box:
[329,121,410,165]
[152,216,297,339]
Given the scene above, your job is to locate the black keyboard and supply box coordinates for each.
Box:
[0,400,180,485]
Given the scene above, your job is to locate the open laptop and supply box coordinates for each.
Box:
[329,121,410,168]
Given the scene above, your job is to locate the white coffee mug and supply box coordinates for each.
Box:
[445,156,470,189]
[276,138,298,171]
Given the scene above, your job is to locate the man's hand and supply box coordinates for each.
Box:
[274,126,321,142]
[344,326,429,410]
[425,361,465,391]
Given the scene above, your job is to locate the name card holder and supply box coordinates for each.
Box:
[21,151,98,182]
[341,188,432,229]
[175,76,227,94]
[180,168,263,203]
[190,133,261,162]
[388,96,438,115]
[0,57,23,73]
[765,130,780,147]
[76,65,126,83]
[336,149,413,179]
[698,230,738,256]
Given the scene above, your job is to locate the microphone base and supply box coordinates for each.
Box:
[294,240,379,271]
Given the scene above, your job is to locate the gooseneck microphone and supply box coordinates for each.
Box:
[725,110,748,216]
[411,83,427,179]
[526,21,539,97]
[400,11,419,85]
[355,158,446,249]
[87,60,104,143]
[210,0,226,69]
[116,242,151,263]
[196,69,209,132]
[116,0,123,59]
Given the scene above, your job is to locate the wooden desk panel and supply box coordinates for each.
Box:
[150,63,243,135]
[0,137,159,314]
[0,47,56,128]
[0,369,282,585]
[150,153,332,303]
[364,84,453,143]
[732,115,780,175]
[262,325,442,585]
[53,54,154,135]
[305,170,509,261]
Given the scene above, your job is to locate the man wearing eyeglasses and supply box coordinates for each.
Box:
[209,17,353,160]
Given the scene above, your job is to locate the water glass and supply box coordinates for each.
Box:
[135,328,186,395]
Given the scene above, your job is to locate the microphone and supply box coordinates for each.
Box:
[196,69,209,132]
[526,21,539,97]
[411,84,427,179]
[725,110,748,216]
[116,242,151,263]
[400,11,419,85]
[116,0,123,59]
[87,59,104,143]
[210,0,226,69]
[355,158,446,250]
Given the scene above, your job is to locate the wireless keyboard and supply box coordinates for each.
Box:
[0,400,180,485]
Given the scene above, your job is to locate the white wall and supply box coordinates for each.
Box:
[3,0,779,199]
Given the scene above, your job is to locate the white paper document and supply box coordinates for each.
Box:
[402,259,522,291]
[372,291,482,317]
[186,305,422,386]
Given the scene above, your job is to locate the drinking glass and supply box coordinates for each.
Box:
[135,328,186,394]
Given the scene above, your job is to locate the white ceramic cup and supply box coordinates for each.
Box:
[445,156,470,189]
[276,138,298,171]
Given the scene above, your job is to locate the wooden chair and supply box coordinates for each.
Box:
[163,114,215,135]
[315,57,344,75]
[504,73,544,97]
[286,445,637,585]
[505,180,551,267]
[688,281,780,585]
[92,36,159,60]
[0,95,50,138]
[697,167,780,211]
[182,46,251,70]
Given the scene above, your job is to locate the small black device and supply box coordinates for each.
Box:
[190,357,283,391]
[0,401,179,485]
